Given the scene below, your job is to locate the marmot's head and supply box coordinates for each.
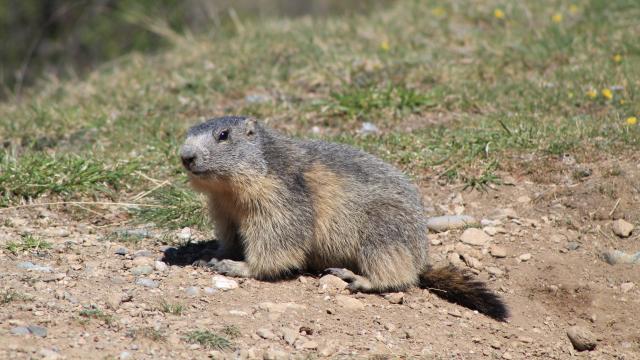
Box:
[180,116,267,180]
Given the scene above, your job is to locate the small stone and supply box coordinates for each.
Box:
[501,352,513,360]
[178,227,192,241]
[263,347,288,360]
[257,328,276,340]
[40,348,62,360]
[517,195,531,203]
[10,326,30,335]
[17,262,52,272]
[483,227,498,236]
[490,341,501,349]
[460,228,491,246]
[281,327,298,345]
[133,249,154,258]
[490,208,518,220]
[228,310,248,316]
[463,255,483,270]
[426,215,478,233]
[300,340,318,350]
[384,292,404,304]
[135,278,159,288]
[519,253,532,262]
[44,228,70,237]
[130,265,153,276]
[204,287,217,295]
[490,245,507,258]
[620,282,635,293]
[447,252,464,267]
[119,351,132,360]
[565,242,581,251]
[601,250,640,265]
[27,325,47,337]
[185,286,200,297]
[335,295,365,310]
[612,219,634,238]
[318,343,337,357]
[114,247,128,255]
[318,274,348,294]
[106,293,124,310]
[486,266,504,277]
[212,275,238,291]
[359,122,380,135]
[447,309,462,318]
[567,326,597,351]
[154,261,168,272]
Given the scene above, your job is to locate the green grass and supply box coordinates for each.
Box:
[6,234,52,254]
[0,290,33,304]
[221,324,241,339]
[128,327,167,342]
[79,307,115,325]
[184,330,232,350]
[159,301,185,315]
[0,0,639,228]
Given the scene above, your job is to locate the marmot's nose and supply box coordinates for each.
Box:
[180,147,197,171]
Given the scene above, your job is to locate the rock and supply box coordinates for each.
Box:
[258,302,306,313]
[447,252,464,267]
[245,93,271,104]
[132,256,153,266]
[43,228,70,237]
[567,326,597,351]
[620,282,635,293]
[263,347,288,360]
[358,122,380,135]
[119,351,132,360]
[17,262,52,272]
[256,328,276,340]
[299,340,318,350]
[519,253,532,262]
[490,341,501,349]
[178,227,192,241]
[135,278,159,288]
[10,326,30,335]
[114,247,128,255]
[130,265,154,276]
[486,266,504,277]
[384,292,404,304]
[154,260,168,272]
[133,249,154,258]
[426,215,478,233]
[462,255,483,270]
[460,228,491,246]
[490,245,507,258]
[106,293,124,310]
[318,343,337,357]
[483,226,498,236]
[185,287,200,297]
[212,275,238,291]
[481,219,502,227]
[318,274,348,294]
[601,250,640,265]
[228,310,248,316]
[612,219,634,238]
[280,327,298,345]
[501,352,513,360]
[490,208,518,220]
[517,195,531,203]
[335,295,365,310]
[565,242,581,251]
[39,348,62,360]
[27,325,48,337]
[203,287,217,295]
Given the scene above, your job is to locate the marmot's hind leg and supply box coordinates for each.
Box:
[324,268,374,292]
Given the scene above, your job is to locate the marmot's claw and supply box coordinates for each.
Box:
[323,268,357,282]
[214,259,250,278]
[207,257,220,267]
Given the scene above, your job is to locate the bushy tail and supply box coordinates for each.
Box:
[419,265,509,321]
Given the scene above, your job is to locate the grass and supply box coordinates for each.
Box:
[0,0,639,228]
[159,300,185,315]
[184,330,232,350]
[128,327,167,342]
[221,324,241,339]
[79,307,115,325]
[6,234,52,254]
[0,290,33,304]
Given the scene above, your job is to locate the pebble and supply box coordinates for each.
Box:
[256,328,276,340]
[318,274,348,294]
[517,195,531,203]
[318,343,337,357]
[28,325,48,337]
[117,228,151,238]
[263,347,288,360]
[483,227,498,236]
[490,245,507,258]
[281,327,298,345]
[299,340,318,350]
[447,252,464,268]
[612,219,634,238]
[359,122,380,135]
[10,326,30,335]
[133,249,154,258]
[384,292,404,304]
[620,282,635,293]
[135,278,159,288]
[565,242,581,251]
[204,287,217,295]
[245,93,271,104]
[17,262,52,272]
[154,260,168,272]
[426,215,478,232]
[119,351,132,360]
[130,265,154,276]
[601,250,640,265]
[178,227,192,241]
[486,266,504,277]
[39,348,62,360]
[258,302,306,313]
[114,247,128,255]
[185,287,200,297]
[460,228,491,246]
[519,253,532,262]
[490,208,518,220]
[501,352,513,360]
[212,275,239,291]
[566,326,597,351]
[335,295,365,310]
[463,255,483,270]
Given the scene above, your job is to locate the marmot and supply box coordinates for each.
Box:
[180,116,508,321]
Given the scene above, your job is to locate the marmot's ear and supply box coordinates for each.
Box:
[245,118,257,136]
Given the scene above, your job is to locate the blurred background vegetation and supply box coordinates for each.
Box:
[0,0,392,98]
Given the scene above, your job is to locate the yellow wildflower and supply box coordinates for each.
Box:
[586,89,597,99]
[627,116,638,126]
[620,99,625,105]
[552,13,563,23]
[494,9,505,19]
[613,54,622,63]
[601,88,613,100]
[569,5,579,14]
[431,7,446,17]
[380,39,390,52]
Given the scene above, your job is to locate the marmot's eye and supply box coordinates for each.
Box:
[218,130,229,141]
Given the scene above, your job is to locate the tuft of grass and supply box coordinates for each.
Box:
[128,327,167,342]
[79,307,114,325]
[159,301,185,315]
[221,324,241,339]
[0,152,139,206]
[133,185,208,230]
[462,162,502,191]
[329,84,437,118]
[6,234,52,254]
[184,330,232,350]
[1,290,33,304]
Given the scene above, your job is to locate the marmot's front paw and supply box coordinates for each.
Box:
[213,259,251,278]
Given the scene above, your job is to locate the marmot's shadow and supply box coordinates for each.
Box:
[162,239,220,266]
